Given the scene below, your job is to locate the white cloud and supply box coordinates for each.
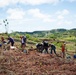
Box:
[57,20,72,26]
[7,8,25,19]
[0,0,61,7]
[0,0,19,7]
[62,9,69,15]
[19,0,60,5]
[6,8,55,22]
[0,0,9,7]
[28,9,50,18]
[57,21,63,25]
[28,8,55,22]
[67,0,76,2]
[57,15,64,19]
[0,0,76,7]
[56,9,72,27]
[65,20,72,25]
[56,9,69,15]
[56,9,69,20]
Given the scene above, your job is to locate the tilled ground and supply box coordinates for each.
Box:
[0,49,76,75]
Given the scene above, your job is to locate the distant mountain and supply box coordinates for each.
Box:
[10,28,76,37]
[71,28,76,30]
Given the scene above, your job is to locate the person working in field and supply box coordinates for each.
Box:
[0,36,7,50]
[43,40,49,53]
[49,44,57,56]
[36,43,43,53]
[21,35,26,51]
[0,36,6,46]
[61,42,66,58]
[7,36,14,46]
[1,36,6,44]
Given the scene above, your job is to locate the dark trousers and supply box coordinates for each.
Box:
[11,42,14,46]
[50,49,56,54]
[44,47,48,53]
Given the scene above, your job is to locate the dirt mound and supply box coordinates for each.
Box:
[0,49,76,75]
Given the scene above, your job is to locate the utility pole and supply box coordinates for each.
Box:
[3,19,9,34]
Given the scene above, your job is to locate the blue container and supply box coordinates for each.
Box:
[0,44,2,47]
[23,50,27,53]
[73,55,76,59]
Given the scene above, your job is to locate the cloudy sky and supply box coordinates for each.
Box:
[0,0,76,33]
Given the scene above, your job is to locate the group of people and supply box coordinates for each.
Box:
[0,36,14,46]
[36,41,57,54]
[36,40,66,58]
[0,35,26,51]
[0,35,67,58]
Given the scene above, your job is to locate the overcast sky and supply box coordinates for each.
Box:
[0,0,76,33]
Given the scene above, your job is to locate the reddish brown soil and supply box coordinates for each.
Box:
[0,49,76,75]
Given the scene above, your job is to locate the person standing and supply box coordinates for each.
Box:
[21,35,26,51]
[61,42,66,58]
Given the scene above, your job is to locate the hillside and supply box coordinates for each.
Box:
[0,48,76,75]
[10,28,76,37]
[0,28,76,75]
[9,28,76,44]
